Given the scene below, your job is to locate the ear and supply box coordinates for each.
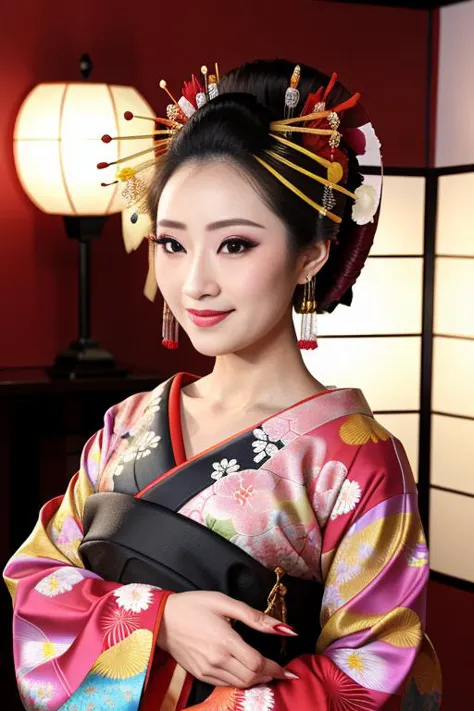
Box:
[296,239,331,284]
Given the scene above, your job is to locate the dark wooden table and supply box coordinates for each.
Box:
[0,367,166,709]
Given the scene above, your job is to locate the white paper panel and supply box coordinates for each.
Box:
[318,258,423,336]
[431,415,474,495]
[302,337,421,411]
[430,488,474,582]
[436,173,474,256]
[432,337,474,417]
[375,413,419,482]
[436,2,474,166]
[370,176,425,256]
[434,258,474,337]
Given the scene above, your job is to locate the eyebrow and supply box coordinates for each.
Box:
[157,218,266,231]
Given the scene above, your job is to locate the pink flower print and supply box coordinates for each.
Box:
[179,485,214,526]
[266,433,327,484]
[259,417,290,443]
[232,528,309,578]
[303,525,323,579]
[278,517,322,578]
[204,470,276,535]
[272,475,304,503]
[311,460,348,526]
[241,684,275,710]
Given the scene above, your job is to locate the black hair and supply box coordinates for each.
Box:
[147,58,363,312]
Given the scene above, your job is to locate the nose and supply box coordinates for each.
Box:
[182,250,220,301]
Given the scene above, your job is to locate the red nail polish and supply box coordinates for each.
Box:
[273,623,298,636]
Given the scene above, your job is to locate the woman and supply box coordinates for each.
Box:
[4,59,442,710]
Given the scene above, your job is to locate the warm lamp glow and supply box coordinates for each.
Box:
[13,82,155,216]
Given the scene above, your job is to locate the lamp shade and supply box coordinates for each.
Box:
[13,82,155,216]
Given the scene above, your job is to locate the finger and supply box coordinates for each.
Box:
[200,669,256,689]
[229,635,295,681]
[222,656,271,687]
[215,596,298,637]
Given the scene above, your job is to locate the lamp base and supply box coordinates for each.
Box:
[47,339,130,380]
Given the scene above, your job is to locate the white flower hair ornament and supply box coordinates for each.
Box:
[352,184,378,225]
[97,63,383,309]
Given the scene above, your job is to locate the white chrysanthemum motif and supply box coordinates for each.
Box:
[113,583,154,613]
[328,648,387,691]
[335,559,361,584]
[241,685,275,710]
[352,184,378,225]
[113,462,125,478]
[22,639,71,672]
[359,542,374,561]
[130,393,162,434]
[18,677,55,709]
[134,431,161,459]
[147,394,162,415]
[322,583,343,615]
[330,480,362,520]
[210,458,241,480]
[251,428,279,463]
[34,568,84,597]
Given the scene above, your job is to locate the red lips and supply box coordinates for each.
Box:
[186,309,232,316]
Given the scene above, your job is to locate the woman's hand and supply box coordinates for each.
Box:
[157,591,299,689]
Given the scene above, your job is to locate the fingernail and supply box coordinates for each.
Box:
[284,671,299,680]
[273,623,298,636]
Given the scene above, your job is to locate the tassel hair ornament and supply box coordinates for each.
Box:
[162,300,179,349]
[98,62,382,317]
[296,273,318,350]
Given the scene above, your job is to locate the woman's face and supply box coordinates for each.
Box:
[154,160,327,357]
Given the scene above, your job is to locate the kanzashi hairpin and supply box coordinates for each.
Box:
[97,63,379,247]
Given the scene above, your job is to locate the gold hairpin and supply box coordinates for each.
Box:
[265,150,354,199]
[271,125,336,137]
[254,155,341,223]
[270,133,333,171]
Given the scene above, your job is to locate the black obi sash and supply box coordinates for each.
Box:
[79,493,323,705]
[78,373,371,704]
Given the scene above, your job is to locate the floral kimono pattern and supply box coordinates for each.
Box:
[4,371,442,711]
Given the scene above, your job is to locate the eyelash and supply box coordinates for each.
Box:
[150,235,257,255]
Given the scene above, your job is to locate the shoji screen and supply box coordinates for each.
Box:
[295,174,426,481]
[430,0,474,583]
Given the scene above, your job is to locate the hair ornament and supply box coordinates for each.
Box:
[97,61,382,307]
[284,64,301,120]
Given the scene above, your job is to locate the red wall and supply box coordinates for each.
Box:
[0,0,431,373]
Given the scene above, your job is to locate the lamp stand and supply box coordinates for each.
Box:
[48,216,129,380]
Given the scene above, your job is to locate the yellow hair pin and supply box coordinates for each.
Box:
[254,155,341,223]
[265,150,354,199]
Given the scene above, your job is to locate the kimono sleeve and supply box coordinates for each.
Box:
[188,428,442,711]
[3,403,172,711]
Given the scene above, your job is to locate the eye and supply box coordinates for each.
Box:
[220,238,257,254]
[150,235,257,255]
[151,236,184,253]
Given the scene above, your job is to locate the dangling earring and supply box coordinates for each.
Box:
[162,300,179,349]
[297,274,318,350]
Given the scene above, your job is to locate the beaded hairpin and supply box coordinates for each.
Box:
[98,63,378,230]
